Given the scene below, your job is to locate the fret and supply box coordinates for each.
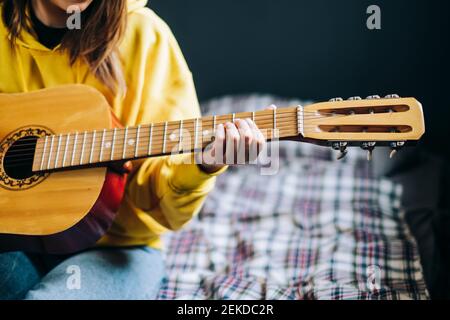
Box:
[79,131,88,165]
[162,122,168,154]
[110,128,117,161]
[273,108,277,138]
[194,118,199,150]
[89,130,97,164]
[273,108,277,130]
[47,135,55,170]
[99,129,106,162]
[297,105,304,135]
[54,134,63,168]
[178,120,184,153]
[232,113,236,122]
[71,132,79,166]
[135,125,141,158]
[148,124,154,155]
[252,111,255,122]
[62,133,70,168]
[122,127,129,159]
[213,116,217,132]
[40,136,49,171]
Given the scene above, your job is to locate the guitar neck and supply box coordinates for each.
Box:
[32,107,300,172]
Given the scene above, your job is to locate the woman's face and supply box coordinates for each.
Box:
[48,0,94,12]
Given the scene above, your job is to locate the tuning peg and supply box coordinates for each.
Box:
[366,95,381,100]
[389,149,397,159]
[389,141,406,158]
[385,94,400,99]
[361,142,376,161]
[329,97,343,102]
[337,149,348,160]
[332,142,348,160]
[348,96,362,101]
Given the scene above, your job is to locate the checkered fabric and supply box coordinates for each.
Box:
[157,95,429,300]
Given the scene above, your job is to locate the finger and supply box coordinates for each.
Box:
[212,123,226,164]
[225,122,240,164]
[246,122,260,163]
[235,119,255,163]
[246,118,266,154]
[235,119,253,150]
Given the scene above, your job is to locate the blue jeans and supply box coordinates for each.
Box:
[0,246,165,300]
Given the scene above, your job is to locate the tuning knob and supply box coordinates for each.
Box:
[332,142,348,160]
[366,95,381,100]
[389,141,406,158]
[361,142,376,161]
[348,96,362,100]
[385,94,400,99]
[337,149,348,160]
[329,97,343,102]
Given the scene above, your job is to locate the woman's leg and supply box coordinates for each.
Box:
[0,252,41,300]
[25,246,165,300]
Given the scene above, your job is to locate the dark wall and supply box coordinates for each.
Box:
[148,0,450,157]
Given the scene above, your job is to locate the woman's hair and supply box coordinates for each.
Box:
[1,0,127,93]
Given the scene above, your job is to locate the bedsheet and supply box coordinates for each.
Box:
[157,95,429,300]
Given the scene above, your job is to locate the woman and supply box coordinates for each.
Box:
[0,0,269,300]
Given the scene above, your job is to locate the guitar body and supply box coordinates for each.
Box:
[0,85,127,254]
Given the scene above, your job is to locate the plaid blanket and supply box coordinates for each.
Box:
[157,95,429,300]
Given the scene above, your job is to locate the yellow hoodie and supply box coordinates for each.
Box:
[0,0,225,249]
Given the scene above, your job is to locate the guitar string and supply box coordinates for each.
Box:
[2,128,371,169]
[2,122,304,165]
[3,107,372,164]
[3,135,298,168]
[1,122,333,161]
[3,107,367,148]
[2,112,348,154]
[2,132,296,165]
[4,107,344,146]
[0,116,319,151]
[2,120,380,164]
[3,111,339,150]
[3,122,382,164]
[3,124,374,168]
[1,104,394,153]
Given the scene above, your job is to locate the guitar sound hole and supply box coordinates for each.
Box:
[3,136,38,180]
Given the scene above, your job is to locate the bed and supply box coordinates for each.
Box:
[156,94,429,300]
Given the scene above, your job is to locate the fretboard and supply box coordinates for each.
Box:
[32,107,301,172]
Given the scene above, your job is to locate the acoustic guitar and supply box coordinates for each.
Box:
[0,85,425,254]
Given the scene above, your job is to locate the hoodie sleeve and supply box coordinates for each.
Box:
[114,8,226,237]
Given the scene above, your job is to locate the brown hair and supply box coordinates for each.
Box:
[1,0,127,93]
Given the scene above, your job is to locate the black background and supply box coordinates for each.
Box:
[149,0,450,158]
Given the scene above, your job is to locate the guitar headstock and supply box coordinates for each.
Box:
[299,94,425,160]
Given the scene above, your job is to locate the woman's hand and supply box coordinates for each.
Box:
[198,105,276,174]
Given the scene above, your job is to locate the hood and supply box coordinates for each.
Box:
[11,0,149,51]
